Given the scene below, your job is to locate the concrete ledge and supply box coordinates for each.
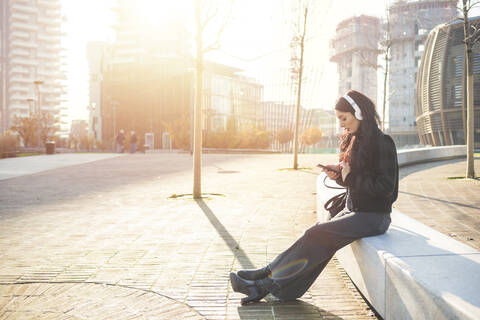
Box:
[316,145,480,320]
[397,145,466,167]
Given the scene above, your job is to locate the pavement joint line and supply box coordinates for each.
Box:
[0,280,207,318]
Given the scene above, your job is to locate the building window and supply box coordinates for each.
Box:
[454,55,463,77]
[473,53,480,74]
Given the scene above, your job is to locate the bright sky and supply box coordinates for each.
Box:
[61,0,393,122]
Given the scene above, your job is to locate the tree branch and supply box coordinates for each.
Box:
[202,0,233,53]
[200,5,219,30]
[467,0,480,11]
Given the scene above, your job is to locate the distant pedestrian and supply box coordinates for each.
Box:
[130,131,137,153]
[230,90,399,305]
[116,129,125,153]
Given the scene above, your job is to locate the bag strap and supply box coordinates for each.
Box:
[322,175,346,190]
[323,190,347,214]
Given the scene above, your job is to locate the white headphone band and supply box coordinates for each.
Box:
[342,94,363,120]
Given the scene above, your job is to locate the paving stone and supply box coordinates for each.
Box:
[0,153,383,319]
[0,283,204,320]
[396,158,480,250]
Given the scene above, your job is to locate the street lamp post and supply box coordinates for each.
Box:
[26,98,35,147]
[112,100,118,140]
[26,98,34,115]
[33,80,44,149]
[89,103,97,149]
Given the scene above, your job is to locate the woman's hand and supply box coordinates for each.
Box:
[322,164,341,180]
[341,161,351,182]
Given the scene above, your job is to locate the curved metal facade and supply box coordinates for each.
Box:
[416,18,480,147]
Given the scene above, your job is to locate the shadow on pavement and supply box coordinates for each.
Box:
[398,190,480,210]
[399,158,465,180]
[0,154,250,217]
[195,199,256,270]
[237,300,344,320]
[195,201,360,319]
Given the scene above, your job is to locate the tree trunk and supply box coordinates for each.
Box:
[193,0,203,198]
[465,45,475,178]
[382,13,391,132]
[382,46,389,132]
[463,0,476,179]
[293,7,308,170]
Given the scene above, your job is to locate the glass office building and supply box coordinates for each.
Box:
[416,17,480,148]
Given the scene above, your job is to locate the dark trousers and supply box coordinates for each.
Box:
[263,211,391,301]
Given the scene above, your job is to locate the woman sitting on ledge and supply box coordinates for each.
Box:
[230,90,399,305]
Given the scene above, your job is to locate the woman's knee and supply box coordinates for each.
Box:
[302,223,339,251]
[303,222,326,239]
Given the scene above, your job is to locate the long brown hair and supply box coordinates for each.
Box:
[335,90,381,168]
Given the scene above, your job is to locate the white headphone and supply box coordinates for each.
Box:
[343,94,363,120]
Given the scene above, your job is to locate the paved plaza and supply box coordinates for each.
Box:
[0,152,478,319]
[397,157,480,251]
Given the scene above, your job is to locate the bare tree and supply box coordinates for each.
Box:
[290,0,311,170]
[461,0,479,179]
[381,8,392,132]
[193,0,233,198]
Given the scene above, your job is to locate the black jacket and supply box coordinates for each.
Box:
[336,131,398,214]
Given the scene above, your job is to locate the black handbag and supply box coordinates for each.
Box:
[323,176,347,218]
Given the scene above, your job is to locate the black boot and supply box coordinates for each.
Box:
[229,272,268,305]
[237,266,271,280]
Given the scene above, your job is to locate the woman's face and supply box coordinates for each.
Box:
[335,110,361,134]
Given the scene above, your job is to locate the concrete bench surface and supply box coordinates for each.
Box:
[316,149,480,320]
[334,209,480,320]
[397,145,466,167]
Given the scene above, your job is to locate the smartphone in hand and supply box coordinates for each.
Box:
[317,164,341,173]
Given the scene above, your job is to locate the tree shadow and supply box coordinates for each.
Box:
[0,154,247,218]
[399,158,465,180]
[237,299,345,320]
[195,199,256,270]
[398,190,480,210]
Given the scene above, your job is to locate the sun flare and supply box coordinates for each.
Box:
[134,0,193,28]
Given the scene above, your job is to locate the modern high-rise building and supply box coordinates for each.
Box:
[416,17,480,148]
[388,0,457,145]
[0,0,66,136]
[330,15,381,105]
